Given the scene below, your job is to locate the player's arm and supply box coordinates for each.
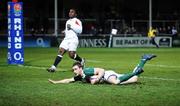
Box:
[91,68,105,84]
[48,75,82,84]
[48,78,75,84]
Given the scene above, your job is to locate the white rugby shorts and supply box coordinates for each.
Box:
[103,70,124,81]
[59,38,79,51]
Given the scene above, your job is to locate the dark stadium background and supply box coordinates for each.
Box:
[1,0,179,34]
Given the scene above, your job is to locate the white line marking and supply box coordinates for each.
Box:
[18,65,46,69]
[142,76,180,82]
[18,65,69,71]
[147,64,180,69]
[86,59,102,63]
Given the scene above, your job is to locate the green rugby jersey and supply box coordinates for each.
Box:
[74,67,95,83]
[83,67,95,76]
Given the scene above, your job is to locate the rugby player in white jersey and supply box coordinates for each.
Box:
[47,9,85,72]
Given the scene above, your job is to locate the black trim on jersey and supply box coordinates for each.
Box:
[74,75,91,83]
[74,75,82,81]
[85,76,91,83]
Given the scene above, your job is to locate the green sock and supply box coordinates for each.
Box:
[132,67,140,77]
[119,59,147,83]
[138,59,146,68]
[132,59,146,77]
[118,73,135,82]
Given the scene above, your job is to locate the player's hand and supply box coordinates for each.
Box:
[67,24,71,30]
[48,79,56,84]
[90,76,100,84]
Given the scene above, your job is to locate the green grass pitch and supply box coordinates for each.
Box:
[0,47,180,106]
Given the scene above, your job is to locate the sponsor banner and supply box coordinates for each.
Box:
[78,36,109,47]
[51,36,109,48]
[8,2,24,64]
[24,37,50,47]
[0,36,50,47]
[113,37,172,47]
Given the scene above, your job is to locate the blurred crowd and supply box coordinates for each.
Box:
[0,0,179,37]
[1,15,179,36]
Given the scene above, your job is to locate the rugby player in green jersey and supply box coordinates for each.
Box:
[49,54,156,85]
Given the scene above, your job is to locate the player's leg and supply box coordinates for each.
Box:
[132,54,156,74]
[69,51,85,67]
[104,70,141,85]
[103,70,120,84]
[106,75,120,84]
[120,54,157,83]
[118,54,157,84]
[118,67,143,83]
[107,54,156,84]
[47,48,66,72]
[47,40,68,72]
[68,40,85,66]
[151,37,159,48]
[103,71,120,84]
[119,76,138,85]
[105,70,142,84]
[68,51,82,62]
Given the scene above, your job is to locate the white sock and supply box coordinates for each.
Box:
[51,65,56,69]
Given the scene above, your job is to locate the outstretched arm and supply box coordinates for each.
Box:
[48,78,75,84]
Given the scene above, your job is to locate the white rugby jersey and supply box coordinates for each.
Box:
[64,17,82,39]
